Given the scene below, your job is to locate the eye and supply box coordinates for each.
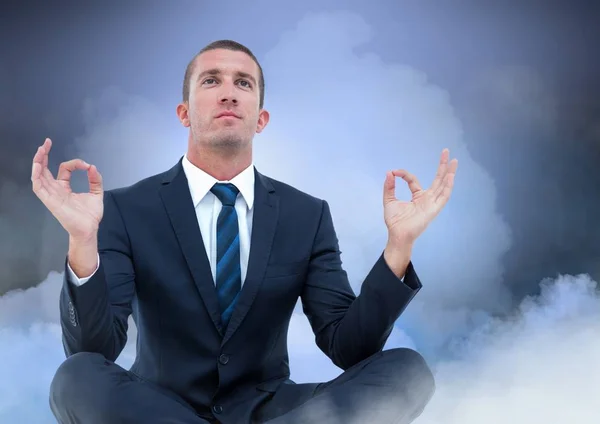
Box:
[202,78,217,85]
[238,80,252,88]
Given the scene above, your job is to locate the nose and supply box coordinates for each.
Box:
[218,81,238,105]
[219,96,237,104]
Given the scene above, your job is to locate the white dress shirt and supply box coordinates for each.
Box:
[67,155,255,287]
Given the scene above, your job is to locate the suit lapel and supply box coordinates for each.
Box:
[159,158,224,336]
[222,168,279,345]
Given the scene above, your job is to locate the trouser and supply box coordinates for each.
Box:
[49,348,435,424]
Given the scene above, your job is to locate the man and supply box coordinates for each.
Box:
[32,39,458,424]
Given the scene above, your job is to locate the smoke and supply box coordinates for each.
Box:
[1,9,598,423]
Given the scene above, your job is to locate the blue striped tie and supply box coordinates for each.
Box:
[210,183,241,331]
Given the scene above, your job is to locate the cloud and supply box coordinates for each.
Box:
[253,10,513,354]
[280,272,600,424]
[1,8,597,423]
[69,86,187,192]
[3,270,597,422]
[0,270,136,423]
[419,272,600,424]
[0,322,64,423]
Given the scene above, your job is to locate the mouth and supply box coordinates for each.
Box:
[215,112,240,119]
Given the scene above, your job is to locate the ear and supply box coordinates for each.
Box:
[176,102,190,127]
[255,108,270,133]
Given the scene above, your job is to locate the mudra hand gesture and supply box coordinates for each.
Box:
[383,148,458,247]
[31,138,104,241]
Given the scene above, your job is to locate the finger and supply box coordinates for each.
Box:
[429,148,449,194]
[42,138,52,170]
[88,165,103,195]
[31,161,53,194]
[392,169,422,194]
[32,172,53,205]
[31,162,43,192]
[434,159,458,204]
[57,159,91,182]
[432,156,458,198]
[32,139,55,182]
[32,143,52,190]
[31,146,43,182]
[383,171,396,204]
[31,143,46,174]
[434,175,454,205]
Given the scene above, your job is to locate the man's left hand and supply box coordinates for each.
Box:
[382,148,458,276]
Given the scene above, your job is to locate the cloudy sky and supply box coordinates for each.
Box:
[1,0,600,422]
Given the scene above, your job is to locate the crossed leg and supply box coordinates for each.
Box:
[49,352,211,424]
[50,348,434,424]
[254,348,435,424]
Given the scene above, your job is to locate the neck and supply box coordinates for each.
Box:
[186,142,252,181]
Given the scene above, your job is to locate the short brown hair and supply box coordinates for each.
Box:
[182,39,265,109]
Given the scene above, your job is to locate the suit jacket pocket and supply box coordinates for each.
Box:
[264,260,307,279]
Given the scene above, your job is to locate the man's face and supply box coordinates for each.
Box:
[181,48,269,153]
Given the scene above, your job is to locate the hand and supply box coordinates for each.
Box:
[383,148,458,247]
[31,138,104,241]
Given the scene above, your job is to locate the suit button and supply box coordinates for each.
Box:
[212,405,223,414]
[219,354,229,365]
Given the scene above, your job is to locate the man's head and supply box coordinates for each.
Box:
[176,40,269,158]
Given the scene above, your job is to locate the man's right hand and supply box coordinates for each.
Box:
[32,138,104,277]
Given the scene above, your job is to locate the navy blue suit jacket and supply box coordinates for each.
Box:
[59,158,422,423]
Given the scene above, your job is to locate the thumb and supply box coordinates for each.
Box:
[88,165,103,195]
[383,171,396,205]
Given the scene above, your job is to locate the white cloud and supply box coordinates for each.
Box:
[2,270,599,422]
[70,86,187,192]
[419,273,600,424]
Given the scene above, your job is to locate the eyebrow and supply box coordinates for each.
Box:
[197,68,257,86]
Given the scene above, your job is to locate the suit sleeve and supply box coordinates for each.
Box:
[59,190,135,361]
[300,199,422,370]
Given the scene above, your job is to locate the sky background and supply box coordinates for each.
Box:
[1,0,600,422]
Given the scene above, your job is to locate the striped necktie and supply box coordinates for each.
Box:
[210,183,241,331]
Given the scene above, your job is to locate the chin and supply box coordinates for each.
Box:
[210,134,249,151]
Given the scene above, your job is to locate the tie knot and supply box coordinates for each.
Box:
[211,183,239,206]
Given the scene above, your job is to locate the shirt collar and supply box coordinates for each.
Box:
[181,154,255,210]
